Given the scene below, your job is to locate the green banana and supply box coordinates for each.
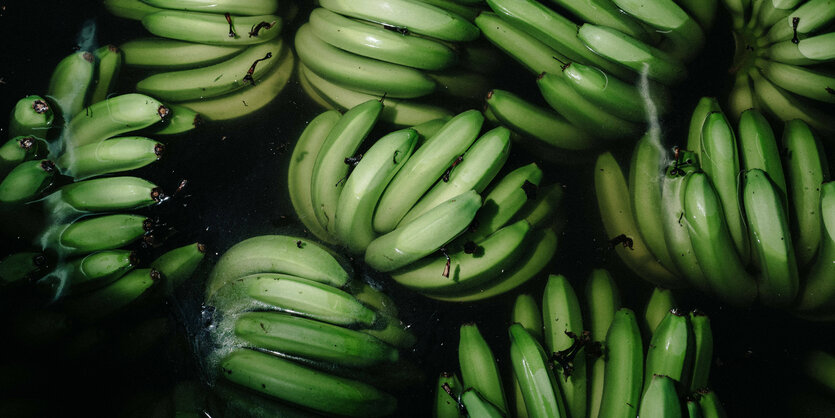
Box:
[577,23,687,85]
[537,72,643,141]
[90,45,123,104]
[512,293,543,340]
[104,0,164,20]
[756,59,835,103]
[234,311,398,367]
[136,37,283,102]
[743,168,800,307]
[510,182,565,232]
[644,309,694,394]
[8,95,53,139]
[458,323,508,414]
[764,0,835,43]
[47,51,96,119]
[765,32,835,65]
[219,349,396,417]
[460,389,506,418]
[474,12,566,76]
[144,103,201,135]
[793,181,835,314]
[205,235,351,299]
[688,310,713,392]
[400,126,510,226]
[598,308,643,418]
[638,374,683,418]
[151,241,205,291]
[345,281,399,317]
[142,0,279,15]
[700,111,750,263]
[56,136,163,180]
[373,110,484,233]
[676,0,719,31]
[177,42,294,121]
[727,73,756,123]
[120,37,245,69]
[210,273,376,327]
[643,287,677,336]
[359,311,417,349]
[594,151,680,288]
[681,172,758,307]
[64,93,168,148]
[548,0,655,42]
[751,0,802,33]
[65,267,160,322]
[295,24,436,99]
[310,99,383,233]
[288,110,341,245]
[585,268,621,418]
[43,176,164,221]
[435,372,463,418]
[412,117,452,146]
[0,137,42,178]
[508,323,566,418]
[737,108,788,212]
[749,68,835,135]
[542,274,586,418]
[142,10,282,45]
[334,128,418,254]
[685,97,722,163]
[308,8,457,71]
[317,0,480,42]
[58,249,136,295]
[687,398,704,418]
[630,133,681,277]
[0,160,56,204]
[484,89,598,152]
[611,0,705,61]
[389,219,530,295]
[42,214,151,256]
[0,252,48,287]
[696,389,728,418]
[365,189,481,272]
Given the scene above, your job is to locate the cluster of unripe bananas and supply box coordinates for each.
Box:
[436,271,726,418]
[202,234,419,417]
[288,102,566,302]
[596,98,833,316]
[103,0,295,121]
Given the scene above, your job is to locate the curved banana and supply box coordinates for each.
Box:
[688,310,713,392]
[64,93,168,148]
[59,249,136,294]
[234,311,398,367]
[334,128,418,253]
[42,214,151,256]
[611,0,705,61]
[308,8,457,71]
[749,68,835,135]
[65,267,160,322]
[151,241,205,291]
[9,95,54,139]
[205,235,351,299]
[594,151,681,288]
[765,32,835,65]
[47,51,95,119]
[737,108,787,210]
[474,12,565,76]
[743,168,800,307]
[142,10,282,45]
[365,189,481,272]
[764,0,835,43]
[104,0,164,20]
[0,137,44,179]
[638,374,683,418]
[793,181,835,314]
[727,73,756,123]
[458,323,508,414]
[142,0,279,15]
[508,323,566,418]
[210,273,376,327]
[685,97,722,163]
[177,42,293,121]
[682,172,758,307]
[585,268,621,418]
[359,311,417,349]
[644,309,694,394]
[317,0,479,42]
[390,219,530,295]
[512,293,543,340]
[577,23,687,85]
[373,110,484,233]
[756,59,835,103]
[399,126,510,226]
[56,136,163,180]
[145,103,201,135]
[295,24,436,99]
[136,37,283,102]
[0,160,56,204]
[784,121,830,260]
[310,99,383,234]
[542,274,586,418]
[120,37,245,70]
[537,72,643,141]
[219,348,396,417]
[676,0,719,31]
[434,372,462,418]
[511,182,565,232]
[695,389,727,418]
[43,176,164,221]
[460,389,504,418]
[299,63,453,127]
[598,308,643,418]
[345,281,400,317]
[90,45,123,104]
[549,0,654,42]
[643,287,676,336]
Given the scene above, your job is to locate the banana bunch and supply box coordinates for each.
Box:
[203,234,420,417]
[288,101,565,302]
[435,269,728,418]
[721,0,835,136]
[596,98,834,315]
[102,0,296,121]
[294,1,505,126]
[476,0,716,161]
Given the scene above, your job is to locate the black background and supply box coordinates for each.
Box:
[1,1,834,416]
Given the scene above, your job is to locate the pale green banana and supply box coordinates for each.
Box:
[435,372,463,418]
[56,136,163,180]
[90,45,123,104]
[120,37,245,69]
[8,95,53,139]
[542,274,586,418]
[0,160,56,204]
[42,214,150,256]
[459,323,508,414]
[585,268,621,418]
[643,287,677,336]
[643,310,694,394]
[141,0,279,15]
[598,308,643,418]
[638,374,683,418]
[47,51,96,119]
[64,93,168,148]
[43,176,164,221]
[508,323,566,418]
[512,293,543,340]
[142,10,282,45]
[151,241,205,291]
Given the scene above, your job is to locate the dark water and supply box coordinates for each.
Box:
[1,1,834,417]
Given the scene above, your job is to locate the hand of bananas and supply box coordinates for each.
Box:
[597,98,833,316]
[203,234,420,417]
[437,269,726,418]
